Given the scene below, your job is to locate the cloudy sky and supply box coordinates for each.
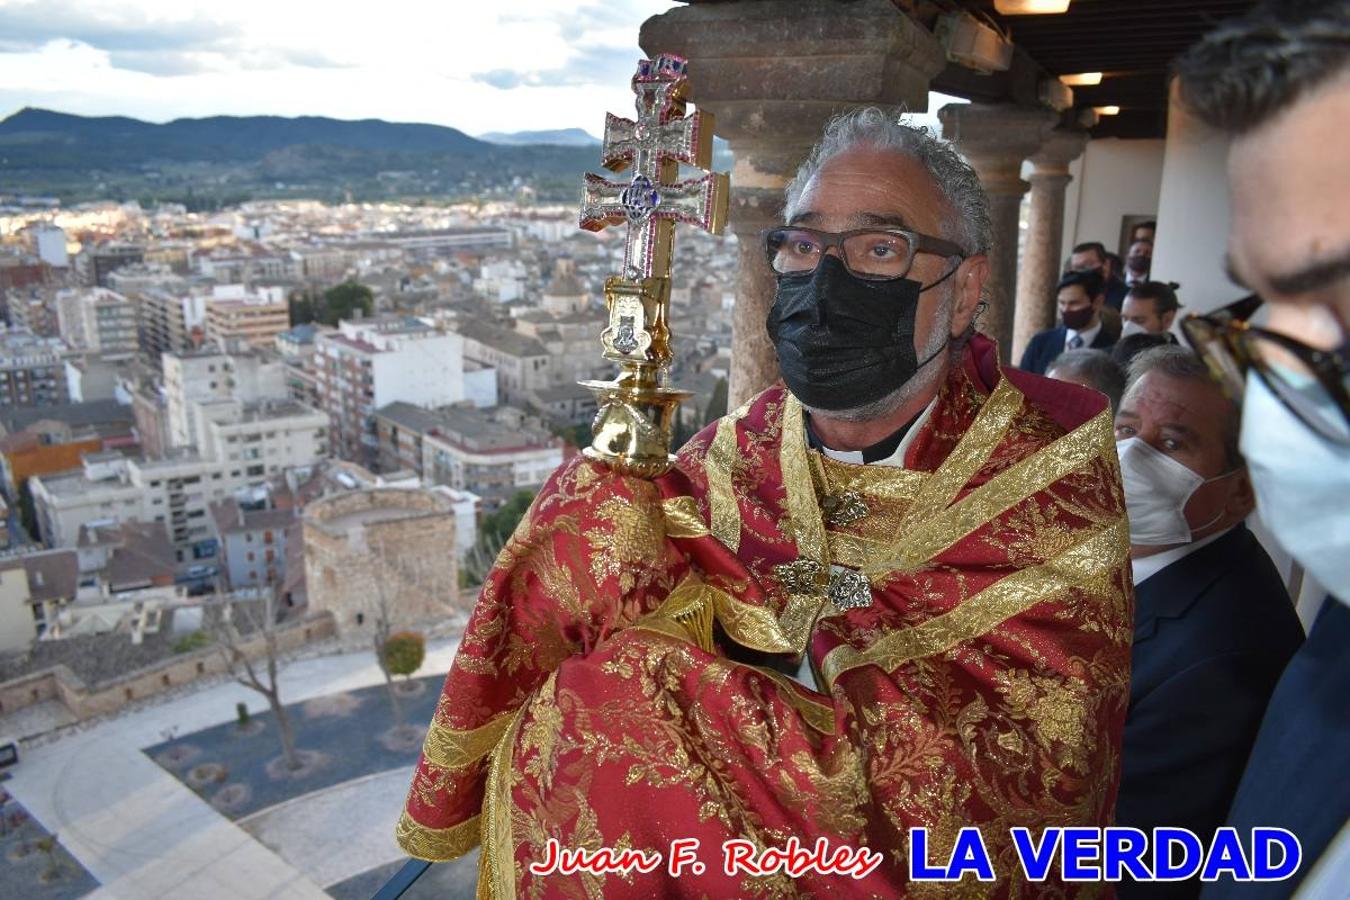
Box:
[0,0,682,135]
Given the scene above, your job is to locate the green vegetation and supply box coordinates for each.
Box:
[289,280,374,327]
[704,377,729,426]
[172,630,212,654]
[382,631,427,679]
[236,702,250,729]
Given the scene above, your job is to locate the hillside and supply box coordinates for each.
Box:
[0,108,600,206]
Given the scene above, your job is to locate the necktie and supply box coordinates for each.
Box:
[1068,334,1085,350]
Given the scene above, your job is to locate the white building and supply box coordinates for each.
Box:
[138,287,209,356]
[31,398,327,557]
[315,317,496,465]
[33,224,69,268]
[55,288,139,359]
[163,346,288,450]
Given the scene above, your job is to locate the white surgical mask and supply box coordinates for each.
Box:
[1117,437,1231,546]
[1240,373,1350,600]
[1121,320,1149,338]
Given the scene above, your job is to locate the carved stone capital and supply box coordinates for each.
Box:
[938,103,1059,194]
[1029,128,1090,177]
[641,0,946,181]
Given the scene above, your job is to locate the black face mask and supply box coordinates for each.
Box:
[765,255,954,412]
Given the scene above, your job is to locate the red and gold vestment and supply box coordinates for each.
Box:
[398,335,1133,898]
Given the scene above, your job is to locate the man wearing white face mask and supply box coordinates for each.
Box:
[1175,1,1350,895]
[1112,347,1303,899]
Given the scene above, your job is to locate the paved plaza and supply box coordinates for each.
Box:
[0,639,463,899]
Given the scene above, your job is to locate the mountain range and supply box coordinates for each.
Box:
[0,108,604,206]
[0,108,735,208]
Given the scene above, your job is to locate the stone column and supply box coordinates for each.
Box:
[1012,128,1089,361]
[641,0,946,408]
[937,103,1057,362]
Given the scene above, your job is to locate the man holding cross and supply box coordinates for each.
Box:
[398,104,1131,897]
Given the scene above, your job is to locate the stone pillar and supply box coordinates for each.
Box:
[937,103,1057,362]
[641,0,946,407]
[1012,128,1089,361]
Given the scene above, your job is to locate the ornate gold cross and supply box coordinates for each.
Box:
[577,54,729,477]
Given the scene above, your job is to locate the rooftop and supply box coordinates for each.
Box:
[452,319,548,358]
[0,548,78,603]
[0,398,134,436]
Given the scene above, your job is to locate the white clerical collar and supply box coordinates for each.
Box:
[817,395,939,470]
[1066,320,1102,349]
[1130,526,1234,586]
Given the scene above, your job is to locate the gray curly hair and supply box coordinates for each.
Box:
[783,107,993,257]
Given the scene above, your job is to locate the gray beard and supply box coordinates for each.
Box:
[802,294,956,424]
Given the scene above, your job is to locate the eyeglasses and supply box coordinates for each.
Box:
[761,226,966,282]
[1180,294,1350,445]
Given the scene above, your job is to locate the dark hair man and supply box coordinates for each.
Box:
[1175,1,1350,895]
[1019,269,1121,374]
[1121,280,1182,337]
[1133,220,1157,244]
[1047,348,1126,411]
[1124,239,1153,286]
[1113,346,1302,899]
[1069,240,1128,309]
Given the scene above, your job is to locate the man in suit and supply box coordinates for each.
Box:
[1175,2,1350,894]
[1068,240,1128,309]
[1018,269,1120,374]
[1112,345,1304,899]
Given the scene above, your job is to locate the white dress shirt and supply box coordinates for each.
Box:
[1065,321,1102,352]
[1129,526,1234,586]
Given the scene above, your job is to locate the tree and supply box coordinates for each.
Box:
[320,280,373,325]
[383,631,426,681]
[704,377,729,426]
[287,291,316,326]
[363,534,453,734]
[207,588,302,771]
[480,490,535,549]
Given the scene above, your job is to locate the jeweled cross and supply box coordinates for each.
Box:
[579,54,727,281]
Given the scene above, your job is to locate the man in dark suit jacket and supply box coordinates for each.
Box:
[1018,269,1121,375]
[1113,347,1304,899]
[1067,240,1127,309]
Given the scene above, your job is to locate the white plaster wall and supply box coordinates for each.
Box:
[1060,138,1166,267]
[1152,94,1236,315]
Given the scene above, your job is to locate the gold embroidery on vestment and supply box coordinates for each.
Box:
[894,375,1023,534]
[422,714,514,770]
[705,414,743,553]
[862,408,1116,578]
[481,696,530,900]
[395,811,481,861]
[660,495,709,538]
[821,515,1128,689]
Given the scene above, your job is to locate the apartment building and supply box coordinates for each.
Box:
[315,317,495,466]
[205,285,290,349]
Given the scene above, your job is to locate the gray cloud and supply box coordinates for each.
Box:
[477,1,660,91]
[0,1,351,76]
[471,45,648,92]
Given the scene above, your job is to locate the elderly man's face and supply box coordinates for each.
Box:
[1227,73,1350,351]
[789,147,969,358]
[1121,295,1172,333]
[1114,371,1253,542]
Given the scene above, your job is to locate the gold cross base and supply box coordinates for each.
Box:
[580,370,692,478]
